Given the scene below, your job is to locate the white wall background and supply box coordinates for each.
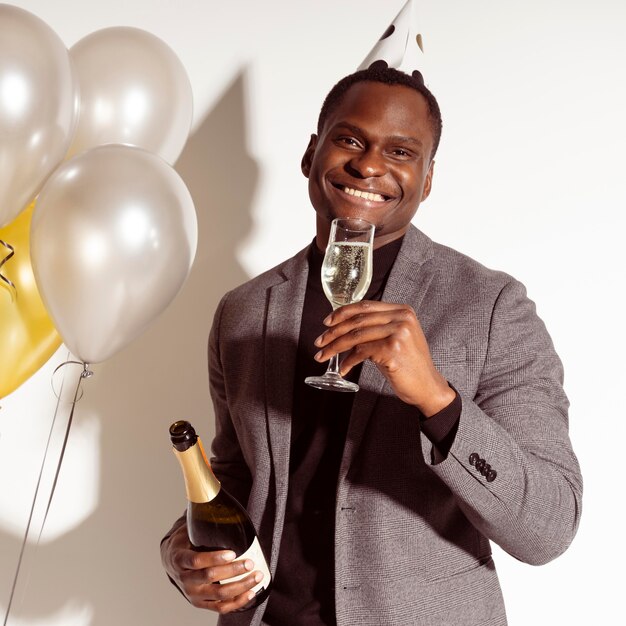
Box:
[1,1,624,624]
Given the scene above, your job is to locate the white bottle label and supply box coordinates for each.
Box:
[220,537,271,593]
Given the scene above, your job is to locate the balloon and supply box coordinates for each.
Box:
[69,27,193,164]
[30,144,197,364]
[0,202,62,399]
[0,4,78,228]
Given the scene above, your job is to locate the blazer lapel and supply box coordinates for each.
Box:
[382,225,435,311]
[341,226,436,476]
[263,246,309,561]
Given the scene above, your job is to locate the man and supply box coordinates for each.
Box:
[161,65,582,625]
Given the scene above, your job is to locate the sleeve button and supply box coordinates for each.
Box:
[486,469,497,482]
[469,453,479,465]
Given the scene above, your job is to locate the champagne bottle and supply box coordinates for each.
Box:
[169,420,271,607]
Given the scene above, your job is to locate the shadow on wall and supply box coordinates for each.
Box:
[1,69,257,626]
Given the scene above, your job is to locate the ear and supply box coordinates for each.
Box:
[421,159,435,202]
[301,134,318,178]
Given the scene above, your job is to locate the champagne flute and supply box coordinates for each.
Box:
[305,217,375,392]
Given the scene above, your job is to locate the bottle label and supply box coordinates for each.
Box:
[220,537,271,593]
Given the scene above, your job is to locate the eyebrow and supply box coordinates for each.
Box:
[332,122,424,148]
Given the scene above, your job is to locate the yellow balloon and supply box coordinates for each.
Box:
[0,202,61,399]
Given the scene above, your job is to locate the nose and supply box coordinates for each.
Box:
[347,147,386,178]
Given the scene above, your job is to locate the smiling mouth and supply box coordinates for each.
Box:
[333,184,390,203]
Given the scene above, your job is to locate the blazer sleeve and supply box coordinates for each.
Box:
[207,291,253,507]
[422,278,583,566]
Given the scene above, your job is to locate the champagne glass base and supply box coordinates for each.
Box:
[304,372,359,393]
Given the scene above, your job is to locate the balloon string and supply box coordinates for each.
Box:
[37,363,92,540]
[0,239,17,301]
[2,359,92,626]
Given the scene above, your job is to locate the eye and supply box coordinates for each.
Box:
[390,148,411,158]
[335,136,362,149]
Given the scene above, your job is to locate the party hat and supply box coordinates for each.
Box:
[357,0,428,85]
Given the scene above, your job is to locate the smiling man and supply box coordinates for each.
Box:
[305,77,437,251]
[160,65,582,626]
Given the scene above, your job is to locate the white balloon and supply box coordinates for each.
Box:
[69,27,193,164]
[30,144,197,364]
[0,4,78,227]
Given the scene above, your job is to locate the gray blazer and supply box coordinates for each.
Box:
[207,225,582,626]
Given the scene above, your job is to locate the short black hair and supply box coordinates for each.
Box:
[316,63,442,160]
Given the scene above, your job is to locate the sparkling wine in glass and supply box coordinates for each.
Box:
[305,217,375,392]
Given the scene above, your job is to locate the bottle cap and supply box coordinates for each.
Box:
[169,420,198,451]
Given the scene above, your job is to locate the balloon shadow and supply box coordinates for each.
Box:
[1,69,257,626]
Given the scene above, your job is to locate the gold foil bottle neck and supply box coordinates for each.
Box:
[172,438,221,503]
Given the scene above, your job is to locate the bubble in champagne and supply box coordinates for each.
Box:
[321,242,372,308]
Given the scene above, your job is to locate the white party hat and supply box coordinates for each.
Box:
[357,0,428,85]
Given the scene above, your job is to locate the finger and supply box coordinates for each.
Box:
[195,569,262,600]
[323,300,403,326]
[318,304,418,346]
[316,308,409,348]
[180,557,255,587]
[176,548,237,572]
[197,583,262,614]
[188,571,265,612]
[314,322,395,362]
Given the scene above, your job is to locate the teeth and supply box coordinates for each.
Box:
[342,186,385,202]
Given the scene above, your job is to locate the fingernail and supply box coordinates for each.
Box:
[222,551,236,561]
[248,591,256,601]
[244,559,255,571]
[254,571,263,583]
[314,351,322,361]
[323,316,332,325]
[314,336,322,347]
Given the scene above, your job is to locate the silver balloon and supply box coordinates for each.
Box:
[0,4,78,227]
[69,27,193,164]
[30,144,197,364]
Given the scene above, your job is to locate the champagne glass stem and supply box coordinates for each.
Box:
[326,353,341,376]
